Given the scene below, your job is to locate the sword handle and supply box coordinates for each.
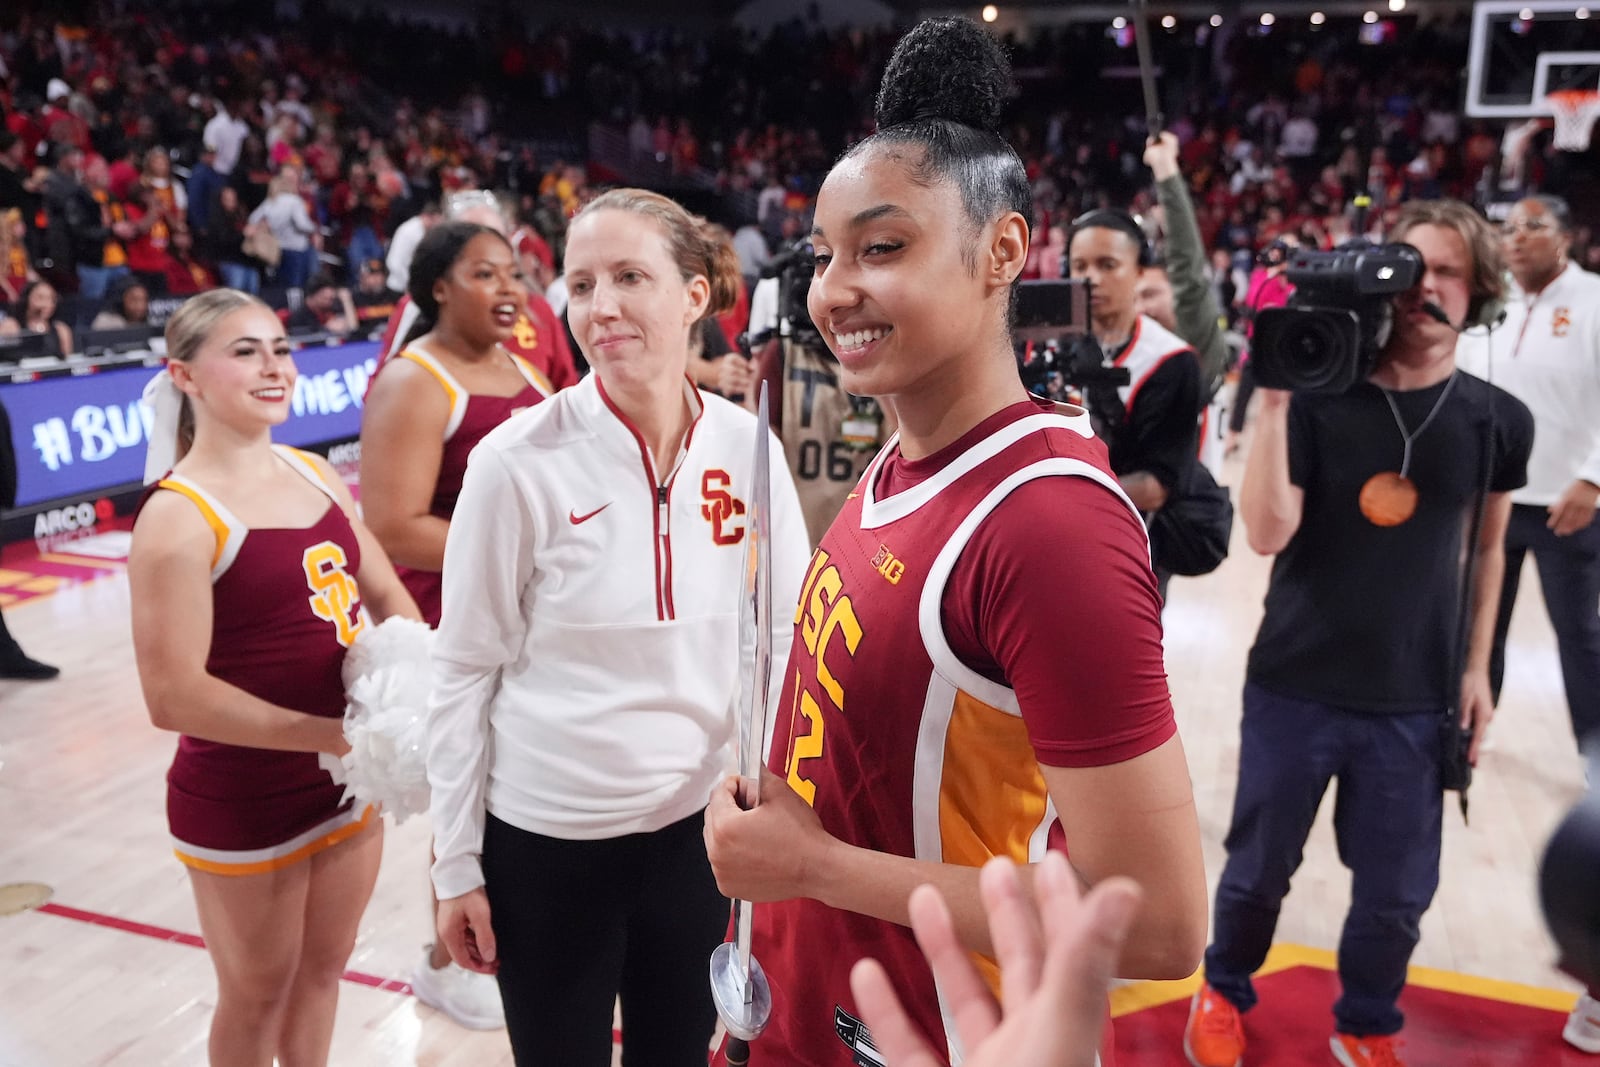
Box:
[726,1037,752,1065]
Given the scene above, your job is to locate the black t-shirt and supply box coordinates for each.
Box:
[1247,372,1534,713]
[1102,348,1201,494]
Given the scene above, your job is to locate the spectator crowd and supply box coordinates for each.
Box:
[0,0,1596,353]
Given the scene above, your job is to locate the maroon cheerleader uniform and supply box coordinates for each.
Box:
[381,344,551,625]
[157,446,372,875]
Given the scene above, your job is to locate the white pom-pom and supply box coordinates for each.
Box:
[326,617,435,824]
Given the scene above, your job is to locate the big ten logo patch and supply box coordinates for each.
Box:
[512,313,540,351]
[700,470,746,545]
[1553,307,1572,338]
[784,548,864,805]
[303,542,364,647]
[869,544,904,585]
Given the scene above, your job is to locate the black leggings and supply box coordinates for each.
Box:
[483,809,728,1066]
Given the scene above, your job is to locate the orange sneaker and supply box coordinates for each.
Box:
[1184,983,1245,1067]
[1330,1032,1406,1067]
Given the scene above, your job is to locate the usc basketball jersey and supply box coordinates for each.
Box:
[748,399,1149,1066]
[380,343,551,625]
[780,338,879,547]
[155,446,373,874]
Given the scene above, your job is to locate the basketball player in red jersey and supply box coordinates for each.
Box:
[378,190,579,391]
[129,289,420,1066]
[704,18,1207,1066]
[359,220,550,1028]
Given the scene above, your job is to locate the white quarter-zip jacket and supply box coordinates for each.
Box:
[428,374,809,899]
[1456,262,1600,506]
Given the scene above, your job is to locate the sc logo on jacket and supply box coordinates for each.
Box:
[700,470,746,546]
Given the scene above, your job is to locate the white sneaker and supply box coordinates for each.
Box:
[410,947,506,1031]
[1566,993,1600,1054]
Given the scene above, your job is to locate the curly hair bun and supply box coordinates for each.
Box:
[875,17,1011,135]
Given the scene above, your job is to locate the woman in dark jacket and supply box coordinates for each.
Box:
[204,185,264,294]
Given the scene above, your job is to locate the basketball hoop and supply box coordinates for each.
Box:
[1546,88,1600,151]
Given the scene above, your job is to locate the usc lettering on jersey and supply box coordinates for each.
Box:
[751,403,1140,1067]
[152,447,373,875]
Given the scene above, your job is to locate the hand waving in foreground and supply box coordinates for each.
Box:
[850,852,1142,1067]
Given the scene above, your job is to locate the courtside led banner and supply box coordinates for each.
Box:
[1,341,381,508]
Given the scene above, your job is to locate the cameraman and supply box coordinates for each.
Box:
[750,244,891,546]
[1183,200,1534,1067]
[1068,210,1202,594]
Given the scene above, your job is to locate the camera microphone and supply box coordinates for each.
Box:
[1420,301,1454,328]
[1419,300,1509,333]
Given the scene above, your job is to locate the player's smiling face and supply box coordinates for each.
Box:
[806,146,992,400]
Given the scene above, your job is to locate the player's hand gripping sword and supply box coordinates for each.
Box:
[709,381,774,1066]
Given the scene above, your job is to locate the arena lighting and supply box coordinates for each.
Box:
[1210,13,1223,25]
[1113,15,1128,28]
[1579,6,1592,17]
[1520,6,1535,17]
[1310,10,1327,23]
[1389,0,1405,9]
[1260,11,1276,24]
[981,4,998,22]
[1363,10,1379,22]
[1162,14,1177,28]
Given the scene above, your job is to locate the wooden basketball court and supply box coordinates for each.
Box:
[0,449,1589,1065]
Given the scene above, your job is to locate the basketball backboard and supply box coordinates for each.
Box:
[1467,1,1600,117]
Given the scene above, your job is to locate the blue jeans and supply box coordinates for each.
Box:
[1491,503,1600,753]
[1204,683,1443,1037]
[276,246,316,291]
[76,263,130,301]
[344,226,384,283]
[218,261,260,295]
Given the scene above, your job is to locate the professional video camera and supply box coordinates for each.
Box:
[753,239,822,350]
[1251,241,1424,393]
[1011,279,1124,407]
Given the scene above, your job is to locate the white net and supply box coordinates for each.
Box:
[1547,90,1600,151]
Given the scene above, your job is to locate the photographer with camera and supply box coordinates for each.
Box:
[1068,210,1216,597]
[1183,200,1534,1067]
[750,238,891,546]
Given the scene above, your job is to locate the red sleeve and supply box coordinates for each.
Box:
[941,475,1176,768]
[527,292,578,390]
[377,294,409,363]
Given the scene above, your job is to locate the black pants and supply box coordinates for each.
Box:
[483,809,728,1066]
[1490,503,1600,753]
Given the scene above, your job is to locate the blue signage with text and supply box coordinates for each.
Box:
[1,341,381,508]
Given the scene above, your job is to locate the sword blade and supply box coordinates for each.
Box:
[735,381,774,803]
[733,381,773,988]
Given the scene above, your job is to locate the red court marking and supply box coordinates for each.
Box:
[36,901,412,994]
[35,900,629,1042]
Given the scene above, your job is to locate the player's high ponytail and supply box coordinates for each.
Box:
[846,17,1032,253]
